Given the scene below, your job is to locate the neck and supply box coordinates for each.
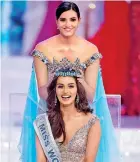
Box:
[58,34,78,46]
[60,103,78,119]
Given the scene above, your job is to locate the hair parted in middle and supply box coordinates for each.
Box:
[56,1,80,20]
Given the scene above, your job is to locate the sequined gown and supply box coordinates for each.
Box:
[55,116,98,162]
[18,50,120,162]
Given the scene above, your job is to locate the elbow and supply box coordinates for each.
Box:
[87,88,95,104]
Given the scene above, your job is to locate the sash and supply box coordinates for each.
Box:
[33,113,62,162]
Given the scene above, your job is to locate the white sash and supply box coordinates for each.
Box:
[33,113,62,162]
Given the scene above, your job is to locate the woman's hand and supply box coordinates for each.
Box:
[77,69,95,103]
[77,69,86,85]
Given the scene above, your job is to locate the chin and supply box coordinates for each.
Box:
[60,101,74,107]
[61,32,75,38]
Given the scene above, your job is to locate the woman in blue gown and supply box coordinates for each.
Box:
[18,1,120,162]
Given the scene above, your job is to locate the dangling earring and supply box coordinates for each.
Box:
[54,95,57,106]
[76,94,79,104]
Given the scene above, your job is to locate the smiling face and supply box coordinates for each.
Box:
[56,9,80,37]
[56,76,77,107]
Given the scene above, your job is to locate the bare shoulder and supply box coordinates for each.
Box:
[79,37,99,54]
[86,113,98,121]
[85,113,100,127]
[34,35,58,55]
[82,112,96,122]
[85,40,99,54]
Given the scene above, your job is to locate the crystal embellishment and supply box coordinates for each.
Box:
[32,50,102,77]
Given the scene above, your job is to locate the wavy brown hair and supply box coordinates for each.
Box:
[46,76,93,143]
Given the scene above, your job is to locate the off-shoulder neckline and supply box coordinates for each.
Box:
[32,49,102,66]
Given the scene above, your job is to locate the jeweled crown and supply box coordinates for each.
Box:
[52,57,83,77]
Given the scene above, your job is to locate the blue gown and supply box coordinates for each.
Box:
[18,50,120,162]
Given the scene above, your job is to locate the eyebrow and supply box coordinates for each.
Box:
[60,17,77,19]
[57,83,75,85]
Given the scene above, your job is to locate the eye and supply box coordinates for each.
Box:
[69,85,74,88]
[71,18,76,22]
[60,18,65,22]
[57,85,63,88]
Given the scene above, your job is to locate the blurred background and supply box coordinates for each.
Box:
[1,0,140,162]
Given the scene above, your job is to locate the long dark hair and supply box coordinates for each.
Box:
[46,76,93,143]
[56,1,80,20]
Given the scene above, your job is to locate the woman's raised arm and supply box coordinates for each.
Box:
[33,44,49,100]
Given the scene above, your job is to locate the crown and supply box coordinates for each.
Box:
[51,57,83,77]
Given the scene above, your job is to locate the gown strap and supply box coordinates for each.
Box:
[88,115,99,129]
[83,53,103,68]
[31,49,51,65]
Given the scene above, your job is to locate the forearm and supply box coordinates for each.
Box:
[38,85,48,100]
[81,81,95,103]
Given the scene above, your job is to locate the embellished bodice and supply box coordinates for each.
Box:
[32,50,102,70]
[55,115,98,162]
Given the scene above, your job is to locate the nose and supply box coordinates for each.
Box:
[63,87,69,93]
[65,20,71,27]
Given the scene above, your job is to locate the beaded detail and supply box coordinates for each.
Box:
[32,50,102,84]
[55,115,99,162]
[32,50,51,65]
[32,50,102,70]
[83,53,103,67]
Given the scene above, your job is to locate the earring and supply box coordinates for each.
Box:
[76,94,79,104]
[57,26,59,30]
[54,95,57,106]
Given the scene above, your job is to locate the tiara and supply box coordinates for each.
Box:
[52,57,83,77]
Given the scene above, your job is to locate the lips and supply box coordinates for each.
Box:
[64,28,73,32]
[61,95,71,101]
[61,95,71,98]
